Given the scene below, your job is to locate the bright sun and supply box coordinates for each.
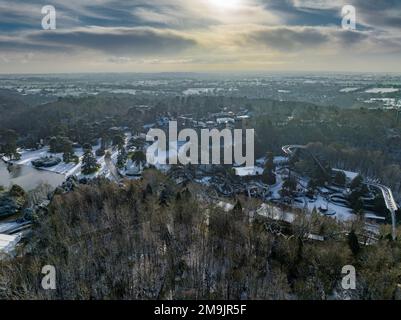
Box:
[208,0,242,10]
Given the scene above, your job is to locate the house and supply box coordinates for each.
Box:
[216,118,235,125]
[234,166,264,177]
[0,233,21,257]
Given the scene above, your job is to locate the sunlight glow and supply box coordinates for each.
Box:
[207,0,243,10]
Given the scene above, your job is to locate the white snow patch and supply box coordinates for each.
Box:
[365,88,399,94]
[234,166,263,177]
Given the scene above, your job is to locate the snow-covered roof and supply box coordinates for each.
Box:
[216,118,235,124]
[234,166,263,177]
[0,233,21,254]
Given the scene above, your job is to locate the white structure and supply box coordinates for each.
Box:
[234,166,263,177]
[0,233,21,256]
[216,118,235,125]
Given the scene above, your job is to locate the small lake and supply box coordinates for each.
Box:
[0,161,65,191]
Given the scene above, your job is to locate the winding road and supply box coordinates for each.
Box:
[104,151,121,182]
[366,182,398,240]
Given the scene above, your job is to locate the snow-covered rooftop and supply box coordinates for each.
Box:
[234,166,263,177]
[216,117,235,124]
[0,233,21,255]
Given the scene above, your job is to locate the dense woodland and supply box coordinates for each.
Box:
[2,91,401,299]
[1,170,401,300]
[1,92,401,197]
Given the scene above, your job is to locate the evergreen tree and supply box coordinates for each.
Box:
[0,129,19,160]
[348,229,360,256]
[262,169,276,185]
[100,134,110,150]
[262,152,276,185]
[306,179,318,198]
[49,136,58,153]
[265,152,275,172]
[62,138,75,163]
[159,187,169,207]
[182,187,191,199]
[116,147,128,169]
[112,134,124,147]
[282,176,297,195]
[131,150,146,167]
[143,183,153,199]
[81,149,99,175]
[95,147,105,157]
[350,175,364,191]
[333,171,346,186]
[82,143,92,151]
[232,199,243,220]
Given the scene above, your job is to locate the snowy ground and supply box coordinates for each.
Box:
[268,167,357,221]
[14,146,85,177]
[269,168,285,199]
[294,194,355,221]
[10,133,132,181]
[365,87,399,94]
[276,168,385,222]
[0,222,20,234]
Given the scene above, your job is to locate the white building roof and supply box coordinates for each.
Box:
[234,166,263,177]
[0,233,21,254]
[216,118,235,124]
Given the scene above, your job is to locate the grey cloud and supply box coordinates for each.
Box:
[327,0,401,31]
[240,26,373,51]
[0,36,67,53]
[332,30,369,46]
[0,28,196,55]
[246,27,329,50]
[291,0,401,30]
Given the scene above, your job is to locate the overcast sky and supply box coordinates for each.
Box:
[1,0,400,73]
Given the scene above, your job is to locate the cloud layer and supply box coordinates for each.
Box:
[0,0,400,73]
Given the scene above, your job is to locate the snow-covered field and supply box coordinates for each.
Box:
[14,146,84,176]
[270,168,357,221]
[10,133,132,181]
[0,222,20,234]
[295,194,355,221]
